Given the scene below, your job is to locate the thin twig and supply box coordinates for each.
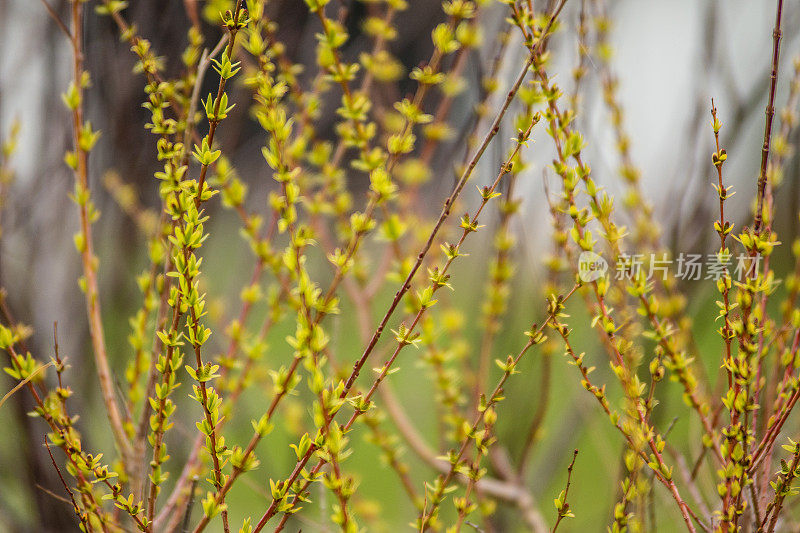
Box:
[753,0,785,233]
[37,0,72,39]
[44,437,88,531]
[551,449,578,533]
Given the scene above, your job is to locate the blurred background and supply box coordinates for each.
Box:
[1,0,799,531]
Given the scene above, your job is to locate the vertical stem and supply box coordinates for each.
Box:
[753,0,784,234]
[68,0,132,464]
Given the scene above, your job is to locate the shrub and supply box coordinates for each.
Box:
[1,0,799,531]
